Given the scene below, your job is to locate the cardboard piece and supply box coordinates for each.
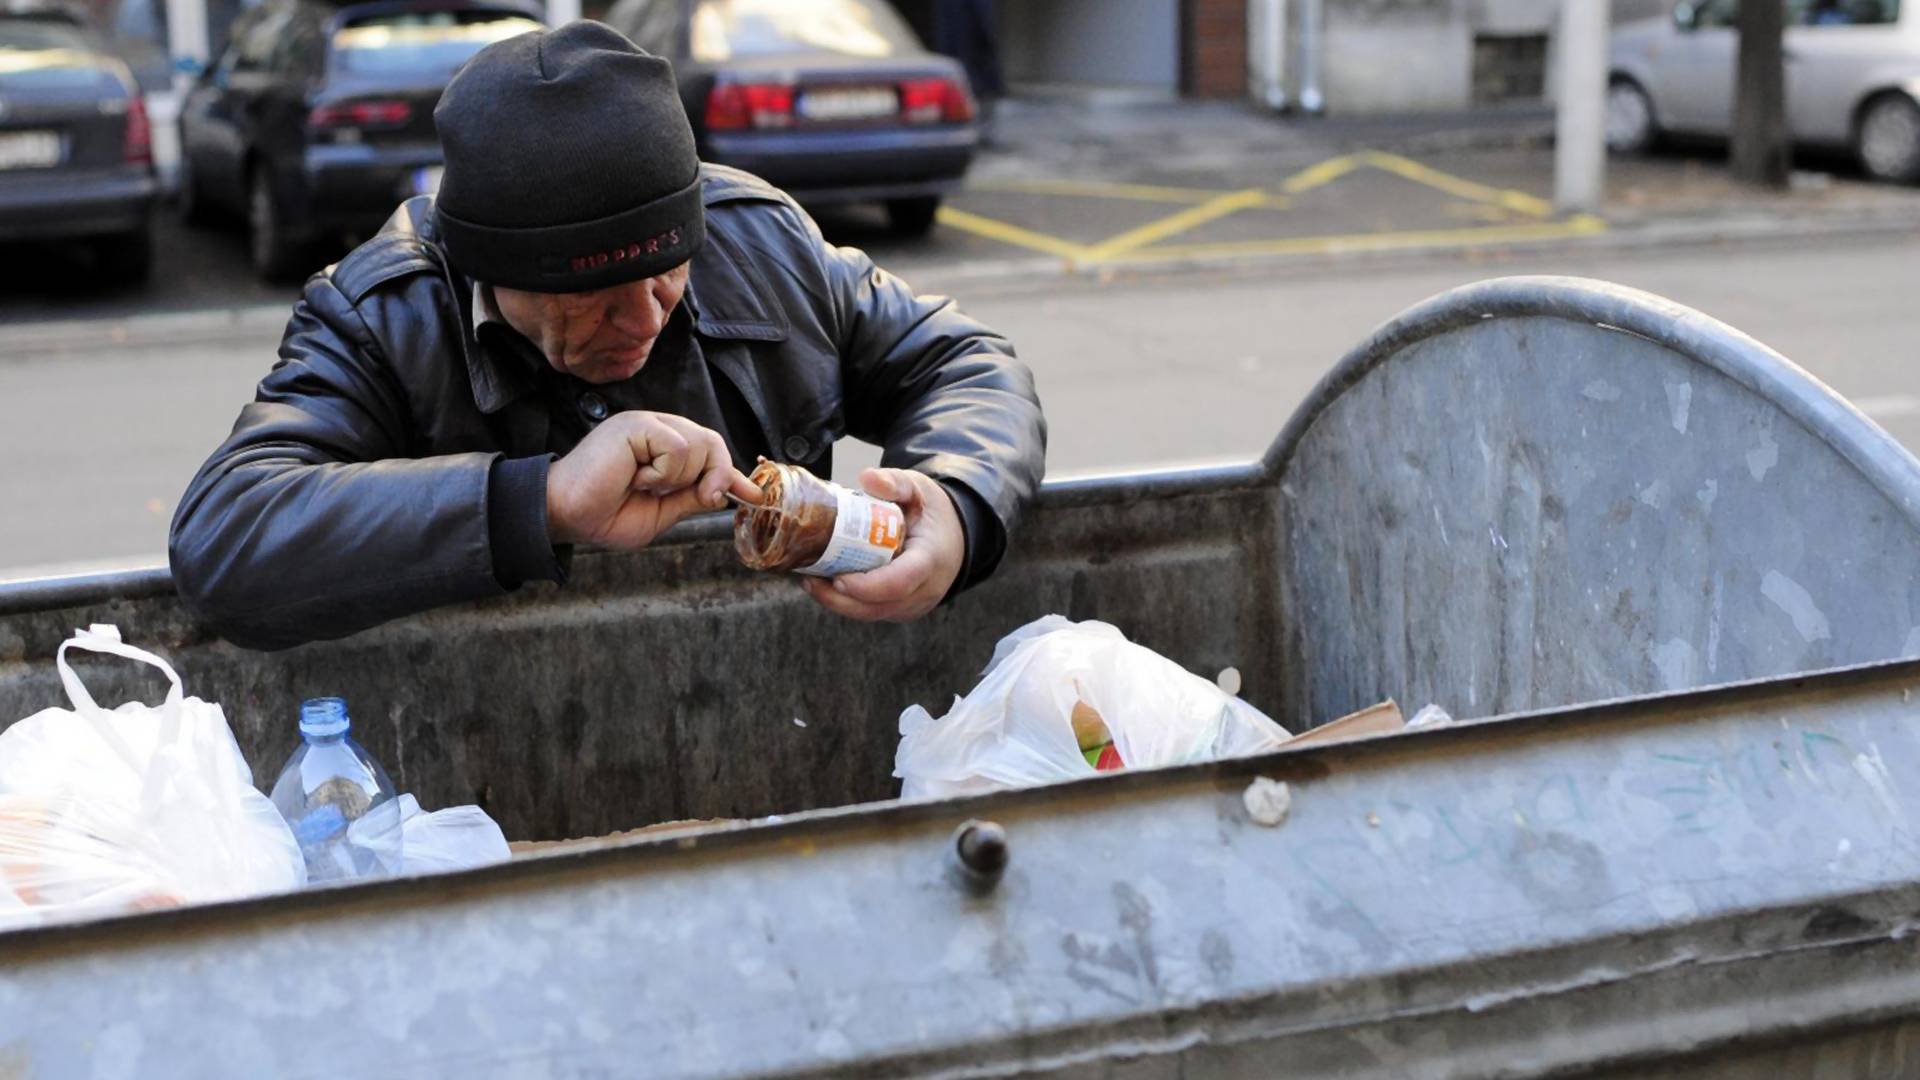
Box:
[1280,699,1404,750]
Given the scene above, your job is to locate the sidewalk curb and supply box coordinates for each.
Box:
[10,206,1920,345]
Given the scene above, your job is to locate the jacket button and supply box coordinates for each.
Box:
[783,435,812,461]
[579,392,609,422]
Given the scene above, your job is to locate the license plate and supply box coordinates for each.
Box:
[796,87,896,122]
[412,165,443,195]
[0,130,63,171]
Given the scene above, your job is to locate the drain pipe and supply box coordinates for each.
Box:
[1247,0,1289,111]
[1296,0,1325,115]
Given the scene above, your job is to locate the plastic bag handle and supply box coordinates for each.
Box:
[55,625,187,765]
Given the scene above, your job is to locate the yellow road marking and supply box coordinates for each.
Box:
[968,177,1290,207]
[1083,188,1270,261]
[1278,154,1363,195]
[1357,151,1557,219]
[1127,215,1609,264]
[934,206,1093,262]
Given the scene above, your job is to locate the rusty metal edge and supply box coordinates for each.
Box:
[6,650,1918,960]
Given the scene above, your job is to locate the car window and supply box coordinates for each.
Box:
[1688,0,1900,26]
[328,11,542,78]
[1795,0,1900,24]
[687,0,918,62]
[229,5,293,73]
[603,0,685,55]
[271,13,323,78]
[0,17,104,89]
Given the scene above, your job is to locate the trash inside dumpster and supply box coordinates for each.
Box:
[5,277,1920,1078]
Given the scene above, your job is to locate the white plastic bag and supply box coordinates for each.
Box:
[894,616,1291,799]
[346,794,510,876]
[0,626,304,928]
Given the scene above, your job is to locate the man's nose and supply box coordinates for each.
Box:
[610,289,667,339]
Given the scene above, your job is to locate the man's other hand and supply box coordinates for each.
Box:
[802,468,963,622]
[546,412,760,550]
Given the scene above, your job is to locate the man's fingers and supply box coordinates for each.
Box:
[650,485,714,533]
[801,576,892,622]
[860,468,924,517]
[831,545,932,605]
[628,420,691,489]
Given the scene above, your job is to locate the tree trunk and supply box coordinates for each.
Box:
[1731,0,1790,188]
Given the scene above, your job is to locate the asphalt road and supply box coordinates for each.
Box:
[3,227,1918,579]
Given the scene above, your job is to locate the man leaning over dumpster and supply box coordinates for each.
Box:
[167,22,1045,651]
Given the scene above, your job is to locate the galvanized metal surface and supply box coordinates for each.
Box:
[4,660,1920,1078]
[1268,276,1920,728]
[3,276,1920,1076]
[4,277,1912,845]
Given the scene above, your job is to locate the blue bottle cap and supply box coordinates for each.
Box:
[299,697,350,739]
[292,804,347,846]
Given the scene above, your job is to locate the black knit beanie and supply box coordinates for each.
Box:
[433,22,705,293]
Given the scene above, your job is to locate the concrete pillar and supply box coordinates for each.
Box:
[546,0,581,26]
[1247,0,1288,110]
[1295,0,1323,114]
[162,0,208,94]
[1553,0,1610,213]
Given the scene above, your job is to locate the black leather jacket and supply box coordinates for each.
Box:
[170,165,1046,650]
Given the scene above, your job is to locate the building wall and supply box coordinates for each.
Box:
[1000,0,1181,92]
[1323,0,1477,111]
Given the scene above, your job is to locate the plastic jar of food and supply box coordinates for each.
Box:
[734,459,906,576]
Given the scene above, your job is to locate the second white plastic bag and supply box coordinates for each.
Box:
[894,616,1290,799]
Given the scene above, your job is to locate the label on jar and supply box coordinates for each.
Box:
[798,484,905,577]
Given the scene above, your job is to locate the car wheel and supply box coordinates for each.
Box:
[175,151,214,226]
[1857,93,1920,183]
[885,196,941,237]
[1606,79,1658,155]
[94,226,153,286]
[248,166,309,283]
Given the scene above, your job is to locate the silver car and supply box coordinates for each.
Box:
[1609,0,1920,181]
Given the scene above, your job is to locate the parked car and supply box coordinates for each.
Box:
[602,0,979,235]
[176,0,542,280]
[97,0,256,192]
[0,1,156,283]
[1609,0,1920,181]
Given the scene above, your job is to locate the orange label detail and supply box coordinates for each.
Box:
[868,505,905,550]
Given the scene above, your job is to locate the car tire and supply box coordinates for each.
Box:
[175,152,215,226]
[94,226,153,286]
[1856,93,1920,184]
[248,166,309,283]
[1606,78,1658,155]
[885,196,941,237]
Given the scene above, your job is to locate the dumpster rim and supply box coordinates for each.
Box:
[6,650,1919,956]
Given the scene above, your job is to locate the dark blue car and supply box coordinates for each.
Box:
[603,0,979,236]
[0,3,156,284]
[176,0,543,281]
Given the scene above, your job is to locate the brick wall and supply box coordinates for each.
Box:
[1184,0,1247,98]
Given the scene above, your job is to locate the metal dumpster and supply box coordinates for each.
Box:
[3,276,1919,1077]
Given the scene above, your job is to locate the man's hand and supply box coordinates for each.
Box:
[802,468,963,622]
[546,412,760,550]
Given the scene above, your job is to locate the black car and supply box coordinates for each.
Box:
[177,0,542,281]
[603,0,979,235]
[0,3,156,284]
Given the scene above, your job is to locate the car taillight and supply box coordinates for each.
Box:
[308,100,414,132]
[705,83,794,132]
[122,94,152,165]
[898,77,974,125]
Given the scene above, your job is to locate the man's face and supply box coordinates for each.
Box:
[493,263,691,384]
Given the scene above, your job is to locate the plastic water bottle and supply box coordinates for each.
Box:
[269,698,402,883]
